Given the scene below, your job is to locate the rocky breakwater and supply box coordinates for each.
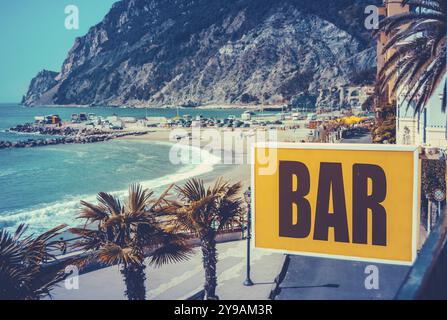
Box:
[0,123,148,149]
[9,123,79,135]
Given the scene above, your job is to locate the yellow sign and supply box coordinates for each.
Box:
[252,143,420,265]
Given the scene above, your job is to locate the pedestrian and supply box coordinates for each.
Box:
[59,237,67,255]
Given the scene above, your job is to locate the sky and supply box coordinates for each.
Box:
[0,0,119,103]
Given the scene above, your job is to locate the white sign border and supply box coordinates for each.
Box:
[251,142,420,266]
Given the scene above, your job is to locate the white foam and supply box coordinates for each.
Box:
[0,169,17,178]
[3,130,44,137]
[0,142,222,235]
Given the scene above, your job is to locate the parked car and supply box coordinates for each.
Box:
[79,113,88,122]
[233,121,243,128]
[109,121,124,130]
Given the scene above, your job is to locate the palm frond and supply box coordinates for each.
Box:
[96,243,142,267]
[150,242,194,267]
[403,0,441,11]
[174,178,244,234]
[380,12,443,35]
[176,178,207,202]
[376,0,446,115]
[97,192,122,215]
[125,183,152,214]
[0,224,68,300]
[149,184,174,211]
[78,201,108,223]
[74,183,194,270]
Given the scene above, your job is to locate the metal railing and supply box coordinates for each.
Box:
[396,209,447,300]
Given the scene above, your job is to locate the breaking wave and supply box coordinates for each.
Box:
[0,142,220,235]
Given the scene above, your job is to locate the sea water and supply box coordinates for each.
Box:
[0,103,233,234]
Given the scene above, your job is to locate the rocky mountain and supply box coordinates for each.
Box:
[23,0,380,108]
[22,70,59,105]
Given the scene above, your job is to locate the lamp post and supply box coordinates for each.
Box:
[243,188,254,286]
[427,195,432,235]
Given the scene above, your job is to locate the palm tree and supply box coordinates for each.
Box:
[0,224,68,300]
[173,178,243,300]
[377,0,446,114]
[70,184,192,300]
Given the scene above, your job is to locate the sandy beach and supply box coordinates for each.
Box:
[116,121,321,191]
[119,128,252,190]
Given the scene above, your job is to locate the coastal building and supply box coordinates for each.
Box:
[315,85,374,112]
[396,75,447,148]
[339,86,375,110]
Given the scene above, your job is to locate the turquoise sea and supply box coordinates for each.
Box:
[0,103,244,234]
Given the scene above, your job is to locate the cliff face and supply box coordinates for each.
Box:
[23,0,379,107]
[22,70,59,106]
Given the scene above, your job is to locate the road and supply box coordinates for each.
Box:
[275,256,410,300]
[340,130,373,144]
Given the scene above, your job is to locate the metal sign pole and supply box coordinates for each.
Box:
[428,200,432,235]
[243,188,254,286]
[432,189,446,231]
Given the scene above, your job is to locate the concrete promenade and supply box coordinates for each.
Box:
[50,240,284,300]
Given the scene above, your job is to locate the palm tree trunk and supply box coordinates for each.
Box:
[201,234,219,300]
[121,263,146,300]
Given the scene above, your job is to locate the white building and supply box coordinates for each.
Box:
[397,75,446,149]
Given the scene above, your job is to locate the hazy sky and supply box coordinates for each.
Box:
[0,0,119,102]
